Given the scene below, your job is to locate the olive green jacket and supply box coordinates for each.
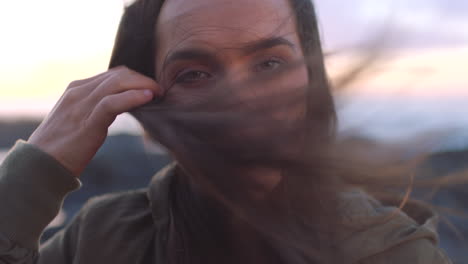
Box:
[0,141,452,263]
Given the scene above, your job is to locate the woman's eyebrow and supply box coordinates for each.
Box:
[163,49,222,68]
[163,37,296,69]
[241,36,296,55]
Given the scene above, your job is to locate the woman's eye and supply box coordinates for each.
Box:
[253,58,284,73]
[175,70,213,84]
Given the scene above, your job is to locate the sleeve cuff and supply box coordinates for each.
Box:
[0,140,81,250]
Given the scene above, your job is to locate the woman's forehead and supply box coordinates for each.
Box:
[156,0,297,54]
[158,0,292,24]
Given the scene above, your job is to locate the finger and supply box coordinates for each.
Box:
[87,89,155,128]
[65,66,135,95]
[58,74,114,110]
[66,68,120,90]
[61,68,124,107]
[89,67,162,101]
[55,71,115,113]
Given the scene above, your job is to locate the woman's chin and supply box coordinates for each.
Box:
[240,167,282,201]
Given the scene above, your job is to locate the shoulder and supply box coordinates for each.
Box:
[359,238,452,264]
[40,189,156,263]
[73,190,155,246]
[335,189,451,263]
[81,188,151,216]
[77,188,154,233]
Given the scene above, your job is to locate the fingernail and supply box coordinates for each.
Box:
[143,89,153,97]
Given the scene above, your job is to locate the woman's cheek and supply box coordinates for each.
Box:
[259,63,308,122]
[162,84,210,106]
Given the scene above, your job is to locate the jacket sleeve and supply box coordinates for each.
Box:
[359,238,452,264]
[0,141,81,264]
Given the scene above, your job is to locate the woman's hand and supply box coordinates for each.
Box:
[28,66,161,177]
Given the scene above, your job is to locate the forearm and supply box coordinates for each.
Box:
[0,140,80,252]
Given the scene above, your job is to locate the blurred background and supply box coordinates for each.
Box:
[0,0,467,262]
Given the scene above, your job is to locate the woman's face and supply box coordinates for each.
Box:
[155,0,309,107]
[153,0,310,196]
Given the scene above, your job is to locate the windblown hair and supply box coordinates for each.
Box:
[107,0,449,263]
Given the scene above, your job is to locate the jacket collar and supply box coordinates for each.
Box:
[144,162,179,264]
[145,165,441,263]
[146,162,177,225]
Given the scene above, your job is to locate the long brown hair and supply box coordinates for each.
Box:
[109,0,335,136]
[107,1,414,264]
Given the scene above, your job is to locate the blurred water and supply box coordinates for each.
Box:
[337,95,468,150]
[108,97,468,151]
[1,96,467,161]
